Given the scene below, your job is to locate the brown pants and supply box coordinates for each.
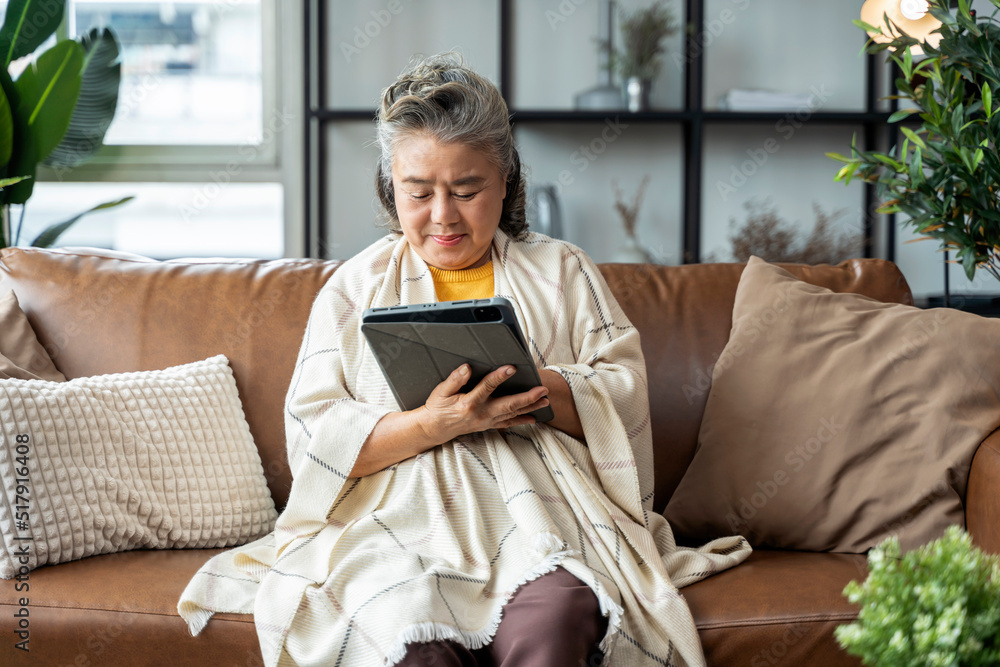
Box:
[397,566,607,667]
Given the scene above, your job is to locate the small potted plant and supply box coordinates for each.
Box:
[612,1,678,112]
[835,525,1000,666]
[829,0,1000,283]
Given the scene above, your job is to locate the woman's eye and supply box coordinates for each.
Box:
[407,190,477,201]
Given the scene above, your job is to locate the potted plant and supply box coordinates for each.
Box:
[0,0,131,250]
[829,0,1000,282]
[835,525,1000,666]
[612,1,678,112]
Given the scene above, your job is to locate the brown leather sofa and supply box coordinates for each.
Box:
[1,246,997,666]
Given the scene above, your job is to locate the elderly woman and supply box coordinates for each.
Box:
[180,55,749,667]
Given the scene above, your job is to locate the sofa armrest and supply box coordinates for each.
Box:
[967,428,1000,554]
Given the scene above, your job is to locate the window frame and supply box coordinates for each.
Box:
[39,0,283,180]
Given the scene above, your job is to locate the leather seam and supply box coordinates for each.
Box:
[1,602,856,629]
[969,430,1000,490]
[984,436,1000,457]
[0,602,254,622]
[8,247,333,269]
[696,614,857,631]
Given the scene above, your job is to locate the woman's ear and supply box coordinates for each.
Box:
[375,161,400,228]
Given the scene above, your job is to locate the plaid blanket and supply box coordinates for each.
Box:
[178,229,751,666]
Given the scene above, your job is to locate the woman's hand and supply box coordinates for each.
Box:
[351,364,555,478]
[537,369,585,441]
[414,364,550,445]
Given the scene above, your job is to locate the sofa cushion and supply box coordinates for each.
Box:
[665,257,1000,552]
[684,549,865,666]
[0,248,341,509]
[0,355,277,578]
[0,547,864,666]
[0,290,65,382]
[597,260,913,513]
[0,548,260,665]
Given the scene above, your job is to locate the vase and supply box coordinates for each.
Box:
[611,235,652,263]
[625,77,651,113]
[574,0,626,110]
[526,184,564,239]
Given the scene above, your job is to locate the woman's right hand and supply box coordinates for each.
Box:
[414,364,550,445]
[351,364,549,477]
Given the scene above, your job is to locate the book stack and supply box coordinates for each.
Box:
[718,89,817,112]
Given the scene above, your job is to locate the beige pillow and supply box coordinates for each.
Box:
[0,290,66,382]
[0,355,277,577]
[664,257,1000,553]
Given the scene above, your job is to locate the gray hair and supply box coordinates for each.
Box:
[374,54,527,237]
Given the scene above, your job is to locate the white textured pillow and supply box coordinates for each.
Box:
[0,355,277,578]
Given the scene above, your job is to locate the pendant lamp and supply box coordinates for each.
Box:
[860,0,943,52]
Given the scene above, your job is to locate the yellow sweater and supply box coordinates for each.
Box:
[428,261,495,301]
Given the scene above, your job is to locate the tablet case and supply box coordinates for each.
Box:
[362,298,555,423]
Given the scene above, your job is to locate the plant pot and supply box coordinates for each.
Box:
[624,77,652,113]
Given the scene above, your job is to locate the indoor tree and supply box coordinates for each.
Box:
[829,0,1000,281]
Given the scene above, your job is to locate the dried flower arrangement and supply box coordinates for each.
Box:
[610,176,656,263]
[612,1,679,81]
[612,176,650,238]
[714,199,864,265]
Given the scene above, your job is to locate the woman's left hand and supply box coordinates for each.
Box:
[537,369,585,441]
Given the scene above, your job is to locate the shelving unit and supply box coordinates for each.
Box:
[304,0,896,265]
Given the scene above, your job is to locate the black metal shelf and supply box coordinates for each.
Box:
[917,294,1000,316]
[305,0,892,263]
[514,110,689,123]
[311,108,896,125]
[702,110,894,124]
[310,109,688,123]
[309,109,377,122]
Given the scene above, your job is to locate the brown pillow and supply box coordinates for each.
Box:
[664,257,1000,553]
[0,290,65,382]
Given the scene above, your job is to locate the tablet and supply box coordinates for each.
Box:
[361,297,555,423]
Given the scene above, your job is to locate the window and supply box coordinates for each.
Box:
[10,0,290,258]
[20,182,283,259]
[71,0,264,146]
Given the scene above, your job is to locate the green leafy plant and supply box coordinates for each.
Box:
[0,0,131,249]
[612,1,678,81]
[836,525,1000,667]
[829,0,1000,282]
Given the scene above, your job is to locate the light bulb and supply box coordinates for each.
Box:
[899,0,930,21]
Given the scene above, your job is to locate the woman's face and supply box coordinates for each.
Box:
[392,134,506,271]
